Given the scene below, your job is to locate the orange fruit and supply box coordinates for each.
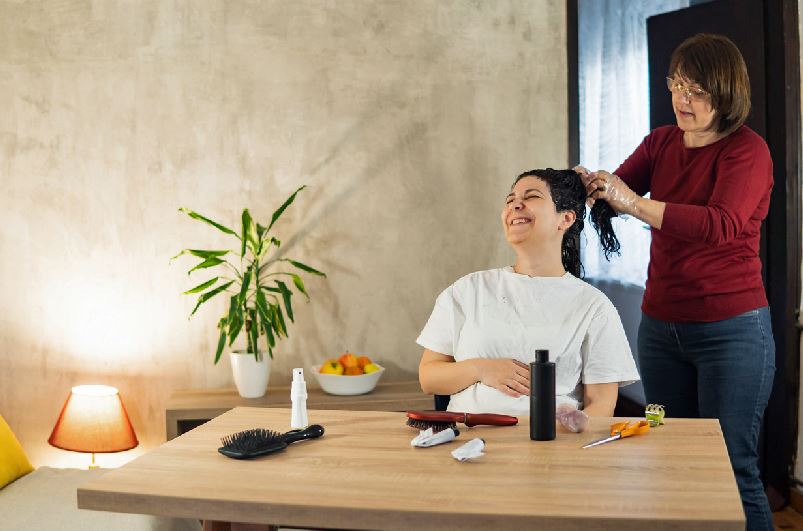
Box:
[344,366,364,376]
[356,356,372,368]
[320,360,344,375]
[338,352,359,368]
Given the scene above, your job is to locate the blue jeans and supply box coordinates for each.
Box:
[638,307,775,531]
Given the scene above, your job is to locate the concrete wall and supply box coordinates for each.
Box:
[0,0,568,466]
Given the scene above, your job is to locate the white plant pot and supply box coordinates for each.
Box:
[230,351,271,398]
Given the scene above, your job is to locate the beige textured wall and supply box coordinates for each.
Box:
[0,0,567,467]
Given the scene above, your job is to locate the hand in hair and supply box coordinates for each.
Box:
[573,165,590,177]
[573,166,596,206]
[587,171,639,215]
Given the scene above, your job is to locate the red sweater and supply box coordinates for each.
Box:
[616,125,773,322]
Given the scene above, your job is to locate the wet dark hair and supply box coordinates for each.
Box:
[514,169,620,277]
[669,33,751,135]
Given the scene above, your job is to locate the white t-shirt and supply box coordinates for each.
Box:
[416,267,640,416]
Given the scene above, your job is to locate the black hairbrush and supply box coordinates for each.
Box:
[218,424,324,459]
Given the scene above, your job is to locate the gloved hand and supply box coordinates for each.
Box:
[573,165,596,206]
[587,170,639,215]
[556,403,589,433]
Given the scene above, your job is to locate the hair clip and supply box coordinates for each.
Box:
[645,404,666,427]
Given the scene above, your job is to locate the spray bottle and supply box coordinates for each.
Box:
[530,349,556,441]
[290,368,309,429]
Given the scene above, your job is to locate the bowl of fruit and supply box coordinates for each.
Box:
[312,352,384,396]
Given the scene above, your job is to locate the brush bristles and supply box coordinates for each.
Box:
[406,418,457,432]
[220,428,283,452]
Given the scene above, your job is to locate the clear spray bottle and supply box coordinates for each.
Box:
[290,368,309,429]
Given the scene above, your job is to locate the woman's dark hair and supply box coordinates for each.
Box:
[669,33,751,136]
[514,169,620,277]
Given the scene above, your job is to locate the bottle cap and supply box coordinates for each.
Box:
[535,350,549,363]
[293,368,304,382]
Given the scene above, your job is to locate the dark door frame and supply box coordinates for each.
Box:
[566,0,802,502]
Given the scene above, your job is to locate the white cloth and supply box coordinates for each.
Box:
[416,267,640,416]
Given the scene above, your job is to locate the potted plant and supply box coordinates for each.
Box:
[173,185,325,398]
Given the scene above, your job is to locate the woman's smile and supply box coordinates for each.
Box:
[509,216,532,226]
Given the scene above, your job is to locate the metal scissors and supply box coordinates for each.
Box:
[582,420,651,449]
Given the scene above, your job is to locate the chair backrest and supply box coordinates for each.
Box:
[434,394,450,411]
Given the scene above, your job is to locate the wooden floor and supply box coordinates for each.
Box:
[775,506,803,530]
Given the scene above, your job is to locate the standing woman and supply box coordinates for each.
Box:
[579,34,774,530]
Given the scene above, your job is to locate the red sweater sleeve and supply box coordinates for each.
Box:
[661,136,773,245]
[615,134,653,196]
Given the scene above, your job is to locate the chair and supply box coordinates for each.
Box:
[434,394,450,411]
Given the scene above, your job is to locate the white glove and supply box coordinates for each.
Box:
[573,165,595,206]
[556,403,589,433]
[588,170,639,215]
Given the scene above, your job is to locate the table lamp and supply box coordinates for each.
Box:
[48,384,138,468]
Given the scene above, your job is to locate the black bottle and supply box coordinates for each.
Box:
[530,349,556,441]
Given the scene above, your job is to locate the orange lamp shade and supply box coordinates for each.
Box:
[48,385,138,453]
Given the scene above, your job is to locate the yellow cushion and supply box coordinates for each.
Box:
[0,414,34,488]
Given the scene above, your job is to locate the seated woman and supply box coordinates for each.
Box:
[417,168,639,417]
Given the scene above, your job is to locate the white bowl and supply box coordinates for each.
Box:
[310,364,385,395]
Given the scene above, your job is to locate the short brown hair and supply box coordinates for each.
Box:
[669,33,751,135]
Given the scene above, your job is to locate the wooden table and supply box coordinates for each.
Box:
[166,380,432,440]
[79,407,745,530]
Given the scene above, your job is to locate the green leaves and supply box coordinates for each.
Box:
[171,249,230,261]
[248,309,259,359]
[276,280,294,322]
[238,268,252,306]
[291,274,309,300]
[188,257,225,275]
[280,258,326,277]
[241,209,259,258]
[190,280,234,317]
[183,277,219,294]
[175,186,325,364]
[272,304,287,337]
[178,208,239,238]
[268,185,306,232]
[214,318,228,364]
[226,295,243,347]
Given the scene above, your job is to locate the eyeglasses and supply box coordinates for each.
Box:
[666,77,709,102]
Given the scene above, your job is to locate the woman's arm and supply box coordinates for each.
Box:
[582,382,618,416]
[585,135,772,243]
[418,349,530,398]
[585,171,666,229]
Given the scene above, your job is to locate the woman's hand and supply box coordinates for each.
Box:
[474,358,530,398]
[587,170,640,215]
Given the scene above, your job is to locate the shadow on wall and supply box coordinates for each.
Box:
[586,278,647,407]
[272,113,431,379]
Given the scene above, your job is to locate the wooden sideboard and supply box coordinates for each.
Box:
[166,380,432,440]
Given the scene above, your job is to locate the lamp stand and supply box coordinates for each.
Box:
[89,452,99,469]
